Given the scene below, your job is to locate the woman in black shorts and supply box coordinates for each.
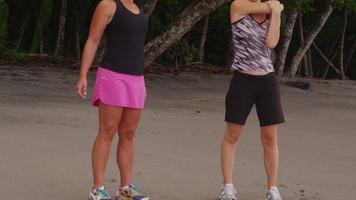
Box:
[220,0,284,200]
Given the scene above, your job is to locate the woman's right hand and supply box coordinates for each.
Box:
[76,76,88,99]
[267,1,284,14]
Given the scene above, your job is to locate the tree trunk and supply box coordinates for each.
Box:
[143,0,158,18]
[322,32,342,79]
[307,50,314,77]
[275,8,298,76]
[287,4,333,78]
[144,0,230,66]
[345,35,356,72]
[180,0,201,18]
[197,14,209,62]
[338,9,347,80]
[15,12,30,51]
[30,0,53,53]
[322,48,339,79]
[54,0,68,56]
[40,38,44,54]
[298,14,309,77]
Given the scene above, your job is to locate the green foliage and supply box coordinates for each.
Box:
[176,39,198,65]
[1,49,27,62]
[334,0,356,11]
[158,38,198,67]
[297,0,314,13]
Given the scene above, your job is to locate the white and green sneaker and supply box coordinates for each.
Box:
[220,184,237,200]
[89,186,112,200]
[266,187,282,200]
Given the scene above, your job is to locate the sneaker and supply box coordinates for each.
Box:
[89,186,112,200]
[266,187,282,200]
[220,184,237,200]
[115,184,149,200]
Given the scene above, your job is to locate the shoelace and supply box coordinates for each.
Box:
[96,187,110,197]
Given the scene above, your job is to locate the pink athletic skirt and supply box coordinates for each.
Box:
[92,67,146,109]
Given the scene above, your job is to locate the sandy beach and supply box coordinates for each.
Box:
[0,65,355,200]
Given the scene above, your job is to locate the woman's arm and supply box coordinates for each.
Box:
[230,0,272,23]
[76,0,114,99]
[265,1,284,49]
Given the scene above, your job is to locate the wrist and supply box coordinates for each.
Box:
[271,11,281,16]
[79,72,87,79]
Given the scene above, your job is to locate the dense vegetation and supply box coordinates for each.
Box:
[1,0,356,80]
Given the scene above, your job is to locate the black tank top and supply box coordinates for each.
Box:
[101,0,148,75]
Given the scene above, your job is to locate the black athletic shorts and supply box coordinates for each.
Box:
[225,70,285,126]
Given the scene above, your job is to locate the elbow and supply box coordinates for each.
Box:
[265,35,280,49]
[265,40,278,49]
[86,37,100,48]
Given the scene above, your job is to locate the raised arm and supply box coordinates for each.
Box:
[76,0,114,99]
[265,1,284,48]
[230,0,272,23]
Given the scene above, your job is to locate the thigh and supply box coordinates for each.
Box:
[99,103,124,134]
[261,125,278,137]
[255,76,285,127]
[118,108,142,137]
[225,75,255,125]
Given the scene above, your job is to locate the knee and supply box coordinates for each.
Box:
[119,126,136,142]
[224,128,242,145]
[262,134,277,148]
[98,125,118,142]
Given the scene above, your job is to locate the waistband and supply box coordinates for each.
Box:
[98,67,144,79]
[233,70,275,80]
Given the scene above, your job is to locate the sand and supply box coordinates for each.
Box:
[0,65,355,200]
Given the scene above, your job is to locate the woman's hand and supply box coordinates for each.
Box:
[266,1,284,14]
[76,76,88,99]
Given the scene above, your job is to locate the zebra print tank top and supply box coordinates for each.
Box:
[231,15,274,73]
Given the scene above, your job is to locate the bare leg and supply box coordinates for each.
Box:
[261,125,279,188]
[221,122,243,184]
[117,108,142,187]
[92,103,123,188]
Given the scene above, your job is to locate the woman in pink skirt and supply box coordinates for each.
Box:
[75,0,149,199]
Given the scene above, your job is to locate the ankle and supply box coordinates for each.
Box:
[268,186,278,190]
[224,183,234,187]
[93,185,104,190]
[119,185,130,190]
